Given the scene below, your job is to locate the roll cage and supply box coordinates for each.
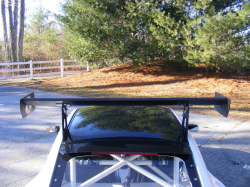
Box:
[62,154,190,187]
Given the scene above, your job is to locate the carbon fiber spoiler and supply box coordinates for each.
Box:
[20,92,230,118]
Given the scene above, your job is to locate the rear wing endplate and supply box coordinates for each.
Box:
[20,92,230,141]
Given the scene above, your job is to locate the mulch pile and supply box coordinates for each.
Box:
[17,63,250,119]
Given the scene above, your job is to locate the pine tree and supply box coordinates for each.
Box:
[58,0,250,71]
[58,0,185,66]
[184,1,250,71]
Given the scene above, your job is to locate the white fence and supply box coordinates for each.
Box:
[0,59,88,80]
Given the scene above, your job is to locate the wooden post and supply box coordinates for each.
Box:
[60,58,64,77]
[29,60,33,80]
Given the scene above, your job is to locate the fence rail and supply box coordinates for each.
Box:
[0,59,88,80]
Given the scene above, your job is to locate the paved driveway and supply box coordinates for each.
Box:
[0,86,249,186]
[0,86,77,186]
[185,112,250,186]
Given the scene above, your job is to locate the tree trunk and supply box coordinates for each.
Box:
[1,0,10,62]
[13,0,18,56]
[8,0,17,63]
[18,0,25,63]
[13,0,19,73]
[18,0,25,75]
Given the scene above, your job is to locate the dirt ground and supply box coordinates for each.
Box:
[6,63,250,120]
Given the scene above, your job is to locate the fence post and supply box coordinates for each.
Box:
[86,61,89,72]
[29,60,33,80]
[60,58,64,77]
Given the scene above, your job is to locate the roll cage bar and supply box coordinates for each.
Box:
[20,92,230,143]
[70,155,176,187]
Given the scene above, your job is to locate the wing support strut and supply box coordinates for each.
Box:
[182,105,189,140]
[62,104,69,141]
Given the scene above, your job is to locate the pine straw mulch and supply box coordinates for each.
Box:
[6,63,250,120]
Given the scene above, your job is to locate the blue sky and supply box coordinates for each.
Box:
[26,0,64,15]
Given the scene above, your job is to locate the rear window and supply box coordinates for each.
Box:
[68,106,182,142]
[61,155,192,187]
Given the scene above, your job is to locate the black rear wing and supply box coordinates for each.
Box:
[20,92,230,118]
[20,92,230,141]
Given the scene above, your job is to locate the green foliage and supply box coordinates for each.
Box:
[184,1,250,71]
[29,6,51,33]
[23,30,68,61]
[23,6,69,61]
[211,0,245,14]
[58,0,250,71]
[58,0,186,66]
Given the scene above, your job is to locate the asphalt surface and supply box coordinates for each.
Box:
[0,86,250,187]
[184,112,250,186]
